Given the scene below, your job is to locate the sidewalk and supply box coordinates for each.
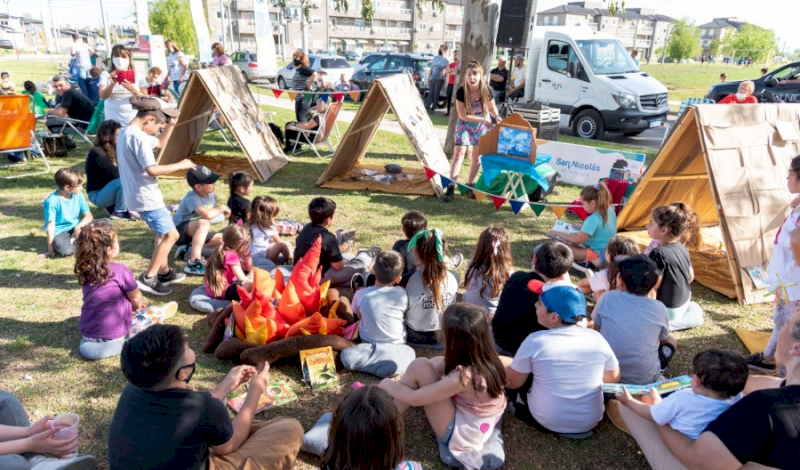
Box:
[253,89,450,145]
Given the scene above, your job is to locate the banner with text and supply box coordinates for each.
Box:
[535,141,645,187]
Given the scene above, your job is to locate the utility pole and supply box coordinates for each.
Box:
[47,0,60,52]
[3,0,20,60]
[38,0,52,51]
[220,0,227,46]
[227,0,234,49]
[98,0,112,52]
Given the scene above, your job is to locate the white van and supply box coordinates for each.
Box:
[522,28,668,139]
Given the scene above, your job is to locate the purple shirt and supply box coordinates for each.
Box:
[79,262,137,339]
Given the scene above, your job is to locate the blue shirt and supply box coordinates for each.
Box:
[581,207,617,254]
[430,55,450,81]
[43,191,90,235]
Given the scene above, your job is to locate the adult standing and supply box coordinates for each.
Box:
[489,57,509,105]
[289,50,318,122]
[70,34,94,96]
[426,45,449,112]
[165,40,189,95]
[99,44,148,126]
[508,53,526,101]
[442,61,499,202]
[86,120,140,220]
[210,42,232,67]
[444,50,459,115]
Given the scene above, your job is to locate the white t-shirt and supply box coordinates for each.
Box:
[250,225,278,258]
[99,70,147,126]
[650,388,742,440]
[588,269,610,292]
[511,65,526,88]
[116,126,164,212]
[168,51,186,81]
[71,41,91,69]
[511,326,618,434]
[405,270,458,332]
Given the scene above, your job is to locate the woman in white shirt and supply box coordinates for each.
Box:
[165,39,189,94]
[98,44,147,126]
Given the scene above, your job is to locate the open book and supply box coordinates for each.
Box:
[546,220,585,248]
[227,381,298,414]
[602,375,692,396]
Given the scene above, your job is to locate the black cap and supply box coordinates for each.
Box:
[187,165,221,186]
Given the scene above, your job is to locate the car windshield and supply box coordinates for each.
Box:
[576,39,639,75]
[320,58,350,68]
[773,65,800,81]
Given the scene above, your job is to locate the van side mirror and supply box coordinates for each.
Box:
[568,61,578,79]
[767,77,779,88]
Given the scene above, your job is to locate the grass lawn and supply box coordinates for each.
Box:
[0,59,774,470]
[640,63,765,104]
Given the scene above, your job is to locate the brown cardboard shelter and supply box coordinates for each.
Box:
[158,66,287,182]
[317,74,450,196]
[617,104,800,304]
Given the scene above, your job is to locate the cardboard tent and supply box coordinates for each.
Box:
[158,66,287,182]
[317,73,451,196]
[617,103,800,304]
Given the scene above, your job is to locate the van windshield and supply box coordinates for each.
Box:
[576,39,639,75]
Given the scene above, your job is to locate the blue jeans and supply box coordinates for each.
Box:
[88,179,127,212]
[74,66,90,97]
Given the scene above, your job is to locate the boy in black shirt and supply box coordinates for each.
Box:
[107,325,303,470]
[294,197,379,287]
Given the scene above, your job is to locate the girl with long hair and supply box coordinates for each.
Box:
[227,171,254,225]
[165,39,188,94]
[85,120,139,220]
[99,44,147,125]
[462,226,513,318]
[443,60,501,202]
[204,224,253,300]
[380,303,507,470]
[248,195,292,264]
[404,228,459,345]
[577,236,640,302]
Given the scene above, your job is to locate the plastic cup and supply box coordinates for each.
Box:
[50,413,79,458]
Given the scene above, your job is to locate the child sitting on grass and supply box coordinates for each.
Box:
[462,226,513,319]
[612,349,748,440]
[593,254,676,385]
[392,210,428,286]
[227,171,254,225]
[341,250,415,377]
[172,165,228,276]
[249,195,292,266]
[577,236,639,302]
[22,81,48,116]
[205,224,253,301]
[39,168,94,259]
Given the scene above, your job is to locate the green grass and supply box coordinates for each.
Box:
[640,63,763,104]
[0,59,775,470]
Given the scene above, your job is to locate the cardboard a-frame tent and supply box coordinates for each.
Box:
[317,73,451,196]
[617,103,800,304]
[158,66,287,182]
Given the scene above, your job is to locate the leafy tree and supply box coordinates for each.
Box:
[666,18,701,62]
[149,0,198,56]
[789,48,800,61]
[718,24,776,62]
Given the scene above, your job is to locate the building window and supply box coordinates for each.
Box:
[543,16,549,25]
[312,16,323,24]
[419,22,427,30]
[552,16,558,25]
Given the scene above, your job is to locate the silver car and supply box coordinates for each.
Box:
[276,54,355,89]
[230,50,278,83]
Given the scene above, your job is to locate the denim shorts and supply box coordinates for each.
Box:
[140,207,176,236]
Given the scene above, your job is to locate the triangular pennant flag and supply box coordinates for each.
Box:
[474,191,487,204]
[319,93,329,103]
[423,167,436,180]
[348,91,361,101]
[286,91,298,101]
[550,206,568,219]
[332,92,345,102]
[531,204,546,216]
[304,92,315,103]
[509,200,526,215]
[272,88,283,99]
[440,175,452,188]
[457,183,471,196]
[491,196,506,211]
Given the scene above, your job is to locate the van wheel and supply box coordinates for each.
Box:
[277,76,287,89]
[572,109,605,140]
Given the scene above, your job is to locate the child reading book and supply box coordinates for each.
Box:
[577,236,639,302]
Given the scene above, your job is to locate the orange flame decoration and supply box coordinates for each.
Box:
[231,237,345,344]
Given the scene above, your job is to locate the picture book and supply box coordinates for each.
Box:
[300,346,339,391]
[227,381,298,413]
[744,265,769,290]
[602,375,692,396]
[336,228,356,253]
[497,125,533,159]
[223,310,236,342]
[551,220,581,235]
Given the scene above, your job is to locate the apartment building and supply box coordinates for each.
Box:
[536,2,675,62]
[697,18,744,57]
[206,0,464,58]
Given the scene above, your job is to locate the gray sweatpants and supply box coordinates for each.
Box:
[321,251,375,288]
[0,391,33,469]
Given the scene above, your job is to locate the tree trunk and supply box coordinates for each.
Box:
[443,0,500,157]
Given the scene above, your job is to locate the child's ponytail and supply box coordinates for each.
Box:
[205,225,251,297]
[580,182,612,225]
[652,202,702,248]
[74,223,116,286]
[409,228,448,310]
[228,171,254,198]
[673,202,702,249]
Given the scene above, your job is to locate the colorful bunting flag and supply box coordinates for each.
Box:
[531,204,546,216]
[474,191,487,204]
[304,92,315,103]
[457,184,471,196]
[550,206,568,219]
[440,176,452,188]
[509,200,526,215]
[286,91,298,101]
[272,89,283,99]
[319,93,329,103]
[491,196,506,211]
[332,92,345,102]
[348,91,361,102]
[423,167,436,180]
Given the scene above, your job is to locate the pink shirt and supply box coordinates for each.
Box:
[205,250,245,298]
[212,54,232,67]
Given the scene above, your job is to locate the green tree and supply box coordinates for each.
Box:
[149,0,198,56]
[666,18,701,62]
[719,24,776,62]
[789,48,800,61]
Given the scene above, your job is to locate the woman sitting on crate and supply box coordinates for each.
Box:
[283,98,329,154]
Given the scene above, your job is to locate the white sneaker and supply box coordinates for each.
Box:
[29,455,97,470]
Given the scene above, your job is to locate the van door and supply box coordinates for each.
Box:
[536,39,584,114]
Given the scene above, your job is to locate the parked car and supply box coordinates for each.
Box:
[705,61,800,104]
[353,52,383,72]
[343,50,361,62]
[276,54,355,89]
[230,50,278,83]
[0,39,13,50]
[351,53,446,104]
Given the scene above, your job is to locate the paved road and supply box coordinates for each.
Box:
[559,124,668,151]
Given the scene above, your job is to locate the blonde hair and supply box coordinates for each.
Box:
[739,80,755,93]
[580,182,612,225]
[460,61,492,117]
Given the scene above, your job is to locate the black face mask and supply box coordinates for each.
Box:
[293,59,302,66]
[176,363,196,383]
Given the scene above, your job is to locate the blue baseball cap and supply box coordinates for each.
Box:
[539,285,586,323]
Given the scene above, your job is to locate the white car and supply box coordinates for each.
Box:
[276,54,355,89]
[230,50,278,83]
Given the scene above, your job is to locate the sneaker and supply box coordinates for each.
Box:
[585,268,595,280]
[184,260,205,276]
[745,352,776,373]
[110,210,137,220]
[465,189,476,200]
[174,245,189,260]
[442,183,455,202]
[127,210,141,220]
[365,272,376,287]
[605,399,631,436]
[572,260,593,273]
[137,273,172,296]
[356,244,382,260]
[448,252,464,269]
[29,454,97,470]
[158,268,186,286]
[350,271,366,291]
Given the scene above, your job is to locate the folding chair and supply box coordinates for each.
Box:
[208,110,236,147]
[0,95,50,179]
[661,97,714,147]
[54,100,105,145]
[291,101,342,158]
